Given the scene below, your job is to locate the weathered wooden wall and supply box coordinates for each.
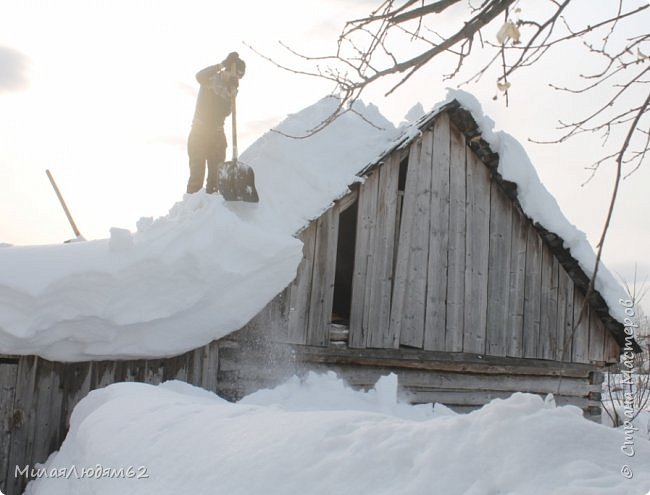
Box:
[337,112,620,365]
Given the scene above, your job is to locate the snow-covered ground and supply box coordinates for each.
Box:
[22,373,650,495]
[0,91,629,361]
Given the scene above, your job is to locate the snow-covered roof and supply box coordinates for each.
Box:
[0,91,629,361]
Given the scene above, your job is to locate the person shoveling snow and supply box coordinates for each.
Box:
[186,51,257,202]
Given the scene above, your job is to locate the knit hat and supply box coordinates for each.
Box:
[222,52,246,78]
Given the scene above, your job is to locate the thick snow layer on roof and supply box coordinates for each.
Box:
[0,92,627,361]
[0,97,400,361]
[0,195,302,360]
[24,373,650,495]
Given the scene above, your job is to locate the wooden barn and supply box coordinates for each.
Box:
[0,99,631,494]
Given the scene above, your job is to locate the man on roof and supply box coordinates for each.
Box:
[186,51,246,195]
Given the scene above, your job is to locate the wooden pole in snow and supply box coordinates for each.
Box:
[46,169,83,240]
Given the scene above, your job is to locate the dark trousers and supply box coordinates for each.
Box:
[187,127,227,194]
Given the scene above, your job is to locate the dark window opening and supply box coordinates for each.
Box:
[331,200,358,326]
[398,155,409,192]
[393,154,410,277]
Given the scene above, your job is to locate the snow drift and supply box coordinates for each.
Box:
[23,373,650,495]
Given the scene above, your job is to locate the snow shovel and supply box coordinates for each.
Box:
[218,73,259,203]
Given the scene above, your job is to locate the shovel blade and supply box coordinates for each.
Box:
[218,160,259,203]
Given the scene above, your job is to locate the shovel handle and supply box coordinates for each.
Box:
[46,169,82,238]
[230,62,238,162]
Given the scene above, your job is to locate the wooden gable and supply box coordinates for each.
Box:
[287,108,621,366]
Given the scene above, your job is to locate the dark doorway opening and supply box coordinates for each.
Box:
[331,200,358,326]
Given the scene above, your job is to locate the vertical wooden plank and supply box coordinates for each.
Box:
[507,208,527,358]
[556,266,571,361]
[367,155,401,348]
[287,222,317,344]
[31,360,63,465]
[523,225,542,358]
[111,361,128,383]
[272,286,292,343]
[560,278,575,362]
[91,360,118,390]
[6,356,38,495]
[390,138,423,348]
[144,359,165,385]
[539,248,559,360]
[445,124,466,352]
[604,331,620,363]
[200,340,220,392]
[0,361,18,490]
[307,209,339,346]
[588,307,606,364]
[463,147,490,354]
[424,115,451,351]
[174,356,190,382]
[572,289,590,363]
[244,289,290,345]
[122,360,145,382]
[397,131,433,348]
[349,171,379,348]
[486,183,512,356]
[60,362,92,436]
[190,346,206,386]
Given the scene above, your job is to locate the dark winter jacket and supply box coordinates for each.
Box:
[191,65,234,132]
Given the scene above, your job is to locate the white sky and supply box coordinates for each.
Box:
[0,0,648,309]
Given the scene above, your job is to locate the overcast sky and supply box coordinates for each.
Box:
[1,0,648,312]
